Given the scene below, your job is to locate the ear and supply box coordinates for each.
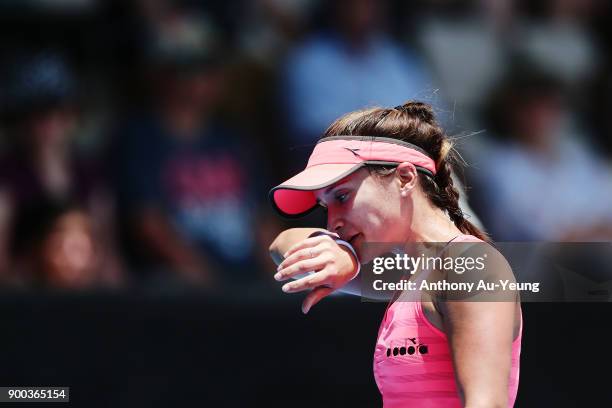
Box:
[396,162,418,196]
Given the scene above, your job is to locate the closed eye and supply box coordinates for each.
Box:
[335,192,349,203]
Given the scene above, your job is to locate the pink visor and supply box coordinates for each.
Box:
[269,136,437,217]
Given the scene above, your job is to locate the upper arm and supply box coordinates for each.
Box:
[442,300,515,407]
[439,245,518,407]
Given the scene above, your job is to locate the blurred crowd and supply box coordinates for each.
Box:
[0,0,611,291]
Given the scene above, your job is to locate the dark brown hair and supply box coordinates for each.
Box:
[322,101,488,242]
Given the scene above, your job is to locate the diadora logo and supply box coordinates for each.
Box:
[386,337,428,357]
[343,147,361,157]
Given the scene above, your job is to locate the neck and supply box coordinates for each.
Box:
[404,196,464,244]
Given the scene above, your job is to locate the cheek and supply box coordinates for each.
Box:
[352,193,401,241]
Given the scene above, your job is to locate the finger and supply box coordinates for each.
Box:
[302,286,335,314]
[276,256,327,282]
[283,235,332,259]
[276,246,323,277]
[282,271,329,293]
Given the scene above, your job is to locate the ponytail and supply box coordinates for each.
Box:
[431,157,489,242]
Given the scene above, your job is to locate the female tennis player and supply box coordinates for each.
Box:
[268,101,522,407]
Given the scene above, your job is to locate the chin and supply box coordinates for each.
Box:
[356,246,375,265]
[360,254,375,265]
[358,240,402,265]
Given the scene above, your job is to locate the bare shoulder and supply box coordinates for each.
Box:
[431,240,522,341]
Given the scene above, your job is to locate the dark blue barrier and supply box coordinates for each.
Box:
[0,288,611,407]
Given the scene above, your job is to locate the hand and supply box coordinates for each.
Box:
[273,234,359,314]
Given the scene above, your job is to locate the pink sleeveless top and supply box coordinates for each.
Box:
[373,235,522,407]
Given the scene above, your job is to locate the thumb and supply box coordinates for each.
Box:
[302,286,335,314]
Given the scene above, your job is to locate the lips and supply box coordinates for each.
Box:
[348,233,361,247]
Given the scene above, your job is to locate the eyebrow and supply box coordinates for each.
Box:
[324,180,349,195]
[317,180,350,207]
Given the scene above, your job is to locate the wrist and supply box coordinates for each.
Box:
[333,239,361,280]
[308,230,340,239]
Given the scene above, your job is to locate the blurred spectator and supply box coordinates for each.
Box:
[10,200,99,289]
[222,0,315,180]
[418,0,515,129]
[517,0,601,88]
[281,0,441,163]
[472,65,612,241]
[0,51,122,288]
[238,0,314,66]
[114,10,274,288]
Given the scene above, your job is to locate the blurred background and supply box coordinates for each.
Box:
[0,0,611,407]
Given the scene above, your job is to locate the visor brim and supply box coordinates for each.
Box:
[269,163,366,218]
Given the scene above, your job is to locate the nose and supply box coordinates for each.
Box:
[327,210,345,234]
